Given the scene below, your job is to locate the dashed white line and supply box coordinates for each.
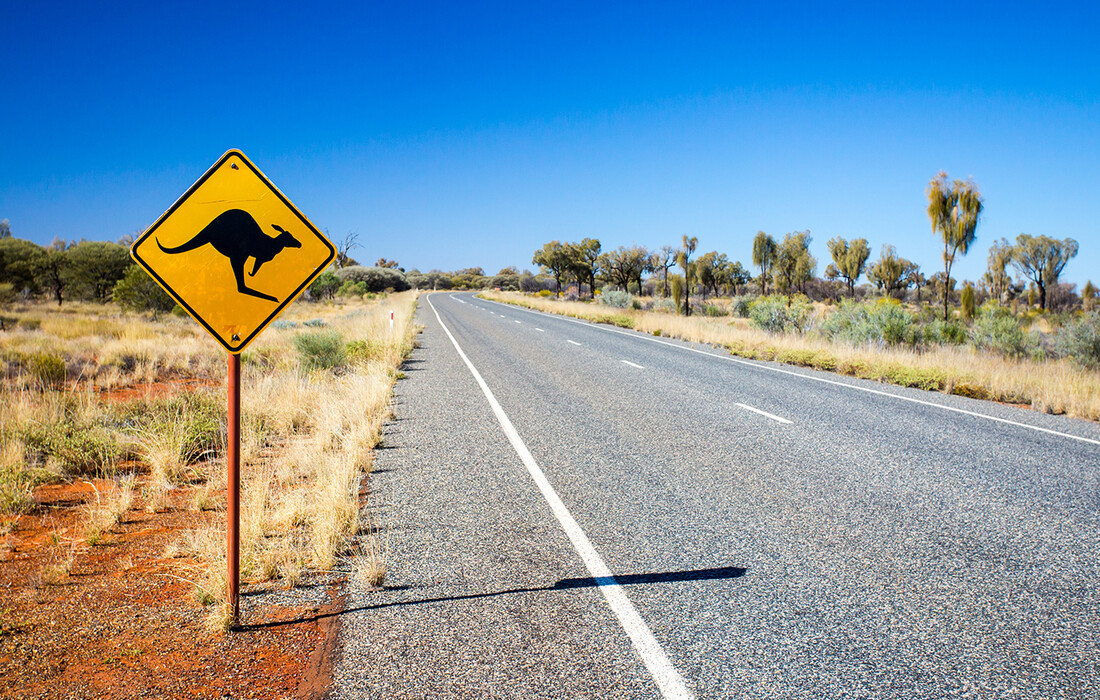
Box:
[621,360,645,369]
[536,328,545,332]
[427,295,695,700]
[736,403,792,424]
[515,320,522,324]
[481,297,1100,447]
[567,340,582,346]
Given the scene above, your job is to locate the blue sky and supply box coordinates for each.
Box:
[2,1,1098,286]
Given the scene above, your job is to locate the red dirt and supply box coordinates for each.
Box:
[0,478,342,700]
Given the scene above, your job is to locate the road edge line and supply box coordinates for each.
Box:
[427,294,696,700]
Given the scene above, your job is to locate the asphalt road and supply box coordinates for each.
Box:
[331,292,1100,699]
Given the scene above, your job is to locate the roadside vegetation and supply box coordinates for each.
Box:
[0,251,419,629]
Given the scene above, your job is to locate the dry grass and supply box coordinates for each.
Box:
[82,474,135,545]
[483,291,1100,421]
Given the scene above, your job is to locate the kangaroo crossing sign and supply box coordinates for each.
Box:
[131,150,335,353]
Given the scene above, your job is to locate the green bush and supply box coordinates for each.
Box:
[309,271,341,300]
[749,295,812,334]
[23,419,122,476]
[112,265,175,316]
[819,299,918,348]
[731,295,755,318]
[969,309,1042,359]
[118,391,224,463]
[27,353,66,389]
[924,319,967,345]
[703,304,728,317]
[295,330,346,371]
[1055,312,1100,369]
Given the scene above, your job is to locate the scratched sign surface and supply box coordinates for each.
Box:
[131,150,335,353]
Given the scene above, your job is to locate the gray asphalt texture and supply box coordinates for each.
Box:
[331,292,1100,699]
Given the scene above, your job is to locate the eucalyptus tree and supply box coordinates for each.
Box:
[532,241,571,296]
[826,236,870,297]
[1011,234,1079,311]
[752,231,778,295]
[727,261,750,296]
[867,245,916,299]
[772,231,815,307]
[650,245,677,298]
[676,235,698,315]
[602,245,649,294]
[985,238,1014,305]
[696,251,730,300]
[927,171,983,320]
[567,238,602,299]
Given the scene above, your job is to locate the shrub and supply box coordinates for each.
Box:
[336,280,368,297]
[23,419,121,476]
[819,299,918,348]
[924,319,967,345]
[731,295,755,318]
[18,318,41,331]
[969,310,1042,359]
[27,353,66,389]
[536,289,553,298]
[600,289,633,309]
[295,330,346,371]
[112,265,176,317]
[703,304,727,317]
[334,266,410,293]
[309,271,341,300]
[347,339,386,364]
[749,296,812,334]
[1055,312,1100,369]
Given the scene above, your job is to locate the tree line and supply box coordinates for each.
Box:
[526,172,1089,317]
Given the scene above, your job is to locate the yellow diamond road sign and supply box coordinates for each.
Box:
[131,150,335,354]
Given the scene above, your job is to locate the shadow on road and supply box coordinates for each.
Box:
[239,565,747,631]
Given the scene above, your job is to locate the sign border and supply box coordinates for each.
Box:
[131,149,336,354]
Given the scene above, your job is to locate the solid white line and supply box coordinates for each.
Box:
[736,403,793,424]
[567,340,582,346]
[621,360,645,369]
[426,295,695,700]
[483,298,1100,447]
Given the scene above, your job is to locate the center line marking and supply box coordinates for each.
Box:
[736,403,792,424]
[427,295,695,700]
[567,340,582,346]
[621,360,645,369]
[515,320,522,324]
[536,328,545,332]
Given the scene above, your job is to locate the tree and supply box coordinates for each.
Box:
[650,245,676,298]
[696,251,729,300]
[960,282,976,321]
[927,171,983,320]
[112,265,175,318]
[1083,281,1097,312]
[0,237,46,296]
[65,241,130,301]
[309,270,341,299]
[0,219,11,238]
[907,267,927,303]
[727,261,749,296]
[602,245,648,294]
[533,241,571,296]
[1010,234,1079,311]
[826,237,870,297]
[985,238,1014,305]
[772,231,814,307]
[336,232,359,268]
[867,245,916,299]
[566,238,601,299]
[375,258,400,269]
[676,235,697,315]
[34,245,70,305]
[752,231,778,296]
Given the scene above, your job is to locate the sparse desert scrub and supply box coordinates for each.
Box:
[2,291,419,631]
[482,291,1100,421]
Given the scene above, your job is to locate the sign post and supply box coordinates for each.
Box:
[130,149,335,627]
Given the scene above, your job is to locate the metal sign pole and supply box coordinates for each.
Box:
[227,353,241,628]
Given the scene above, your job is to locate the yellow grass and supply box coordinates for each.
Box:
[482,291,1100,422]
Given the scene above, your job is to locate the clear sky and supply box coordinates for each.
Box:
[2,1,1098,286]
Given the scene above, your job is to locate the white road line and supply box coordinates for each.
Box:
[483,298,1100,447]
[736,403,792,424]
[567,340,582,346]
[536,328,545,332]
[621,360,645,369]
[515,320,522,324]
[427,295,695,700]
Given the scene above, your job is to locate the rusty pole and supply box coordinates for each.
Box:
[227,353,241,628]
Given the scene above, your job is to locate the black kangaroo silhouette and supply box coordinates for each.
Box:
[157,209,301,302]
